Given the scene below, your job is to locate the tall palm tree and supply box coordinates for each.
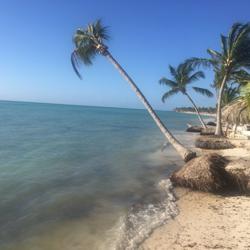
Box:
[159,62,213,129]
[71,20,196,162]
[186,22,250,136]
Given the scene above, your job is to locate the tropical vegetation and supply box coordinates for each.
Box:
[159,62,213,128]
[175,107,216,114]
[186,22,250,136]
[70,20,250,163]
[221,83,240,106]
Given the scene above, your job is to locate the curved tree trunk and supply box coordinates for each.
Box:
[215,75,228,136]
[105,51,196,162]
[185,93,207,129]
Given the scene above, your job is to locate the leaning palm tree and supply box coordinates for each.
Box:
[71,20,196,162]
[159,62,213,129]
[186,22,250,136]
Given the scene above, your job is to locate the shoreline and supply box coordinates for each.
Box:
[176,111,216,117]
[141,138,250,250]
[141,188,250,250]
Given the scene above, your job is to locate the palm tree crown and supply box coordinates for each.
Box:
[159,62,213,102]
[187,23,250,81]
[71,19,109,78]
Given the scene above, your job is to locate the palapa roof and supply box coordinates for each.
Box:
[222,97,250,125]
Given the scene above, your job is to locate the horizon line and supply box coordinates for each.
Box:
[0,99,175,112]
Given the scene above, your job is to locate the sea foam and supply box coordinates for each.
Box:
[102,179,178,250]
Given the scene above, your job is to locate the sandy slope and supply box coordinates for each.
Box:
[141,140,250,250]
[141,188,250,250]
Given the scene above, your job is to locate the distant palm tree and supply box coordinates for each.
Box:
[186,23,250,136]
[159,62,213,129]
[70,20,196,162]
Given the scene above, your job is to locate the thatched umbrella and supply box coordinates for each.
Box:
[186,125,202,133]
[195,136,234,150]
[170,153,231,192]
[226,159,250,193]
[222,97,250,126]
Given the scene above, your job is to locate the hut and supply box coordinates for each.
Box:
[222,97,250,138]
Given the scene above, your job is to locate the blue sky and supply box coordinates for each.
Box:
[0,0,249,110]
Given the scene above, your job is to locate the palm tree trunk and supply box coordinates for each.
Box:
[185,93,207,129]
[215,74,228,136]
[105,51,196,162]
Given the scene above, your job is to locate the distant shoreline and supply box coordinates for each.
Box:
[175,111,216,117]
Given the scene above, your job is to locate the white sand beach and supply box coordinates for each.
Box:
[141,140,250,250]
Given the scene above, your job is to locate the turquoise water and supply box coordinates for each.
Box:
[0,101,199,250]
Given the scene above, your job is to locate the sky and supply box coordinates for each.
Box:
[0,0,250,110]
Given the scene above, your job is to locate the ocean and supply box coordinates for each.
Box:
[0,101,201,250]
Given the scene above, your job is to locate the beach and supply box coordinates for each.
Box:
[141,188,250,250]
[141,140,250,250]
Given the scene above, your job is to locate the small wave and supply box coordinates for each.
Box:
[102,179,178,250]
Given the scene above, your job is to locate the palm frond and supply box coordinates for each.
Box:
[168,65,178,80]
[76,45,97,65]
[207,49,222,60]
[222,84,239,106]
[228,23,242,52]
[231,69,250,85]
[184,57,214,69]
[240,82,250,96]
[93,19,110,41]
[187,71,205,84]
[71,51,82,79]
[220,35,228,57]
[230,23,250,62]
[192,87,214,97]
[159,77,177,88]
[233,36,250,68]
[74,30,92,47]
[161,88,180,102]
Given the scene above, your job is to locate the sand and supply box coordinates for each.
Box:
[141,139,250,250]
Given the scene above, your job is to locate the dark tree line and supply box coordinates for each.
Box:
[174,107,216,114]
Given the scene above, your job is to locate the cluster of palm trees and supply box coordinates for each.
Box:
[71,20,250,162]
